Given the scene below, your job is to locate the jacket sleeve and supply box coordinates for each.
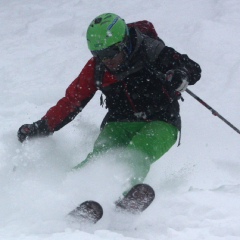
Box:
[155,46,202,85]
[42,58,97,132]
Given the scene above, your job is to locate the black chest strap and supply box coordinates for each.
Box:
[94,58,105,90]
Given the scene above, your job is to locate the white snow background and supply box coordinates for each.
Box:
[1,0,240,239]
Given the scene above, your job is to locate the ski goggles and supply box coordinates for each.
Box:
[91,34,131,61]
[91,42,126,61]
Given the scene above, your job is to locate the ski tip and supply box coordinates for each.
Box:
[116,183,155,214]
[69,200,103,224]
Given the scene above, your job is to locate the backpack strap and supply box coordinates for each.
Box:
[94,57,105,90]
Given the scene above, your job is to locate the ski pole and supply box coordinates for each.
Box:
[186,89,240,135]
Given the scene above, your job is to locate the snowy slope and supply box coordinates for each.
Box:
[1,0,240,240]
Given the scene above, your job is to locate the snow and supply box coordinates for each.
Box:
[0,0,240,239]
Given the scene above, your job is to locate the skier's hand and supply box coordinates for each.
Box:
[165,68,189,92]
[17,119,51,142]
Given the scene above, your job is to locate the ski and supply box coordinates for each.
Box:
[115,183,155,214]
[68,200,103,224]
[68,184,155,224]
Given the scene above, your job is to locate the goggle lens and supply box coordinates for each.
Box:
[92,40,127,61]
[93,45,119,60]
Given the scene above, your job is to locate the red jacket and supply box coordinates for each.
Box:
[42,58,101,131]
[42,21,160,131]
[42,21,201,132]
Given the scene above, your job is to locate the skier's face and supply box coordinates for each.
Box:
[91,41,127,71]
[101,51,125,71]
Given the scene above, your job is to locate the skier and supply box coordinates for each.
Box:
[18,13,201,193]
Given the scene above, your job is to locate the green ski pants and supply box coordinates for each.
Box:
[74,121,178,188]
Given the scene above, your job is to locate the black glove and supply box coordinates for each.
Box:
[165,68,189,92]
[17,119,51,143]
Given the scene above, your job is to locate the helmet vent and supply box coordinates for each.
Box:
[94,18,102,24]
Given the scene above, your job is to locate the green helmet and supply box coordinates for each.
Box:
[87,13,128,51]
